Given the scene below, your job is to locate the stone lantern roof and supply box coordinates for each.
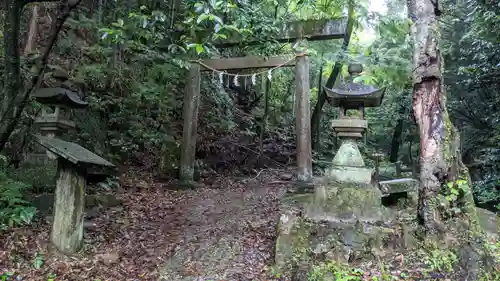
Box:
[32,87,88,109]
[323,63,385,109]
[32,88,88,137]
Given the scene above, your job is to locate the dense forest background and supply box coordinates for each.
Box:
[0,0,498,227]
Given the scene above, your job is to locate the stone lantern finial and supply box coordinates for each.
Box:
[347,63,363,76]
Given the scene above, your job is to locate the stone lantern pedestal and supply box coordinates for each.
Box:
[326,119,371,183]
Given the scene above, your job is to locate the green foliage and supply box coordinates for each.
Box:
[0,0,493,197]
[436,178,475,218]
[474,175,500,204]
[307,262,405,281]
[0,156,37,229]
[1,272,56,281]
[266,265,283,279]
[6,163,57,194]
[484,238,500,265]
[65,10,187,162]
[308,261,364,281]
[478,271,500,281]
[444,179,470,202]
[421,248,458,273]
[32,253,44,269]
[442,0,500,204]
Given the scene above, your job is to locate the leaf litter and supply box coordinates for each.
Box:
[0,168,494,280]
[0,169,291,281]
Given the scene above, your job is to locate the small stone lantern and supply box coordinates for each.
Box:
[322,63,385,184]
[32,87,88,138]
[29,88,87,163]
[325,63,385,139]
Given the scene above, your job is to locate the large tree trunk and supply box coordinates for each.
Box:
[408,0,477,234]
[407,4,499,278]
[2,0,24,117]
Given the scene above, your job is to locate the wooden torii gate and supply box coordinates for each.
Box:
[179,18,348,184]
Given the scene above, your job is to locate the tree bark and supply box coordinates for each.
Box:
[408,0,477,234]
[24,4,39,56]
[408,3,498,277]
[2,0,24,116]
[409,0,448,234]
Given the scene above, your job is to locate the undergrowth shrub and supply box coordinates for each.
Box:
[0,155,37,229]
[474,174,500,205]
[6,162,57,194]
[308,261,365,281]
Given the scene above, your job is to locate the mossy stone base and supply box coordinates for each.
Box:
[308,178,391,223]
[325,166,374,185]
[275,192,417,279]
[274,135,420,278]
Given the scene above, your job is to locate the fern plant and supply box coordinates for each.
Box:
[0,155,37,229]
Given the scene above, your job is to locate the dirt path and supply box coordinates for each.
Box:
[159,180,287,281]
[0,172,291,281]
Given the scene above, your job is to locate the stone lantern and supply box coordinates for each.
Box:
[322,63,385,184]
[29,88,88,163]
[274,64,422,278]
[32,87,88,138]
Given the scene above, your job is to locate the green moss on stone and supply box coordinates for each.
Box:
[276,216,312,273]
[310,185,389,222]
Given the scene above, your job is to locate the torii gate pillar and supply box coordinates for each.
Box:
[295,51,313,182]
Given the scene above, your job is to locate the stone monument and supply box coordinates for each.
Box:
[275,64,410,279]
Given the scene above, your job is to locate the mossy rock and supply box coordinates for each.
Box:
[274,176,420,279]
[476,208,499,240]
[275,213,417,279]
[308,184,392,223]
